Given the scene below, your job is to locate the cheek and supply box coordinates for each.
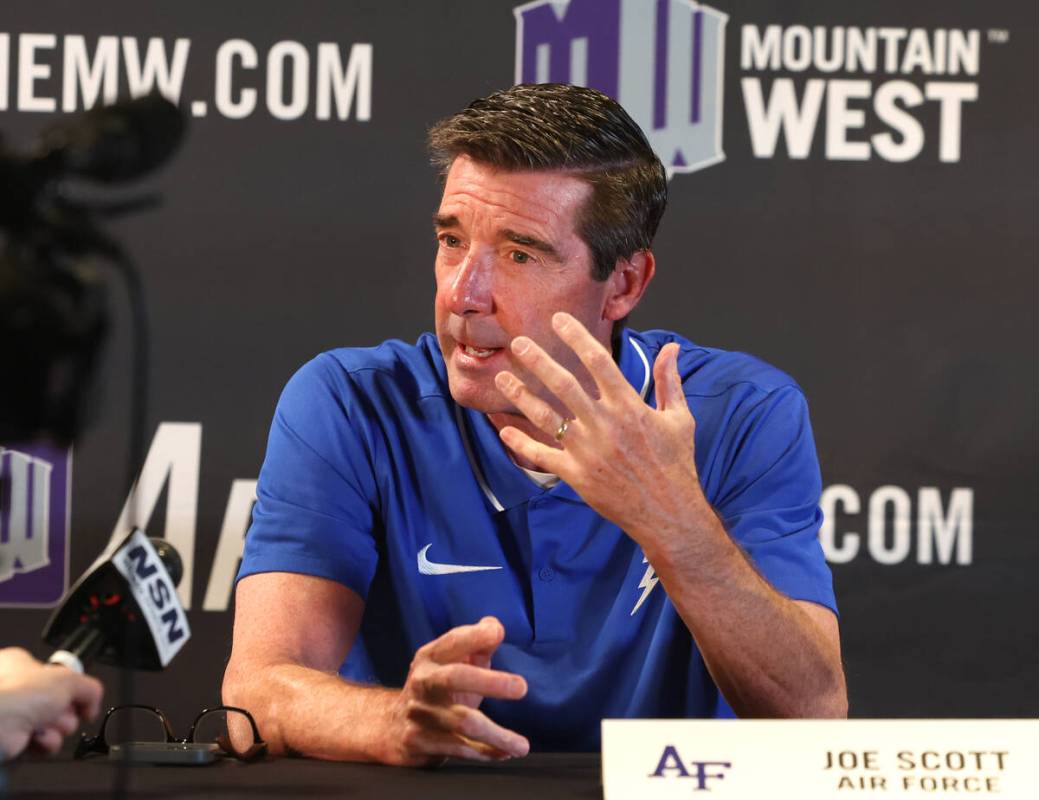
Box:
[516,279,600,326]
[490,285,537,332]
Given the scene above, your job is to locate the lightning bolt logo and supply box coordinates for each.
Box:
[630,555,659,616]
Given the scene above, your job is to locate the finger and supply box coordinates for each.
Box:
[419,617,505,665]
[495,371,571,440]
[498,426,567,474]
[508,336,597,418]
[0,647,38,671]
[415,662,527,702]
[403,727,502,763]
[467,647,493,670]
[652,342,685,412]
[31,726,63,755]
[0,647,40,690]
[551,312,636,400]
[65,673,104,722]
[407,701,530,758]
[51,708,79,737]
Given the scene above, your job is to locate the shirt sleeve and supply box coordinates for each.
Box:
[237,353,381,599]
[707,385,837,614]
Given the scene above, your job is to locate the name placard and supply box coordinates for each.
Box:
[601,719,1038,799]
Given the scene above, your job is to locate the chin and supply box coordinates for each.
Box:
[446,374,510,415]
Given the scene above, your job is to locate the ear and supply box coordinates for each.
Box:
[603,250,656,322]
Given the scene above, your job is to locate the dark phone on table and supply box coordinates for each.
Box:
[108,742,218,765]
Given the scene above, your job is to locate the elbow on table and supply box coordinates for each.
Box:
[221,652,258,705]
[221,657,286,753]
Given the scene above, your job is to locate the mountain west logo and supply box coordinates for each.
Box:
[0,444,70,606]
[514,0,728,176]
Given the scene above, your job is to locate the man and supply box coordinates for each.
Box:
[0,647,103,760]
[224,83,846,765]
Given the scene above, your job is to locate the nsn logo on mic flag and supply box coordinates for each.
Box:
[514,0,728,176]
[0,443,71,607]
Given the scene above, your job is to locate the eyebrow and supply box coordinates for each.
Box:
[502,229,561,259]
[433,216,562,260]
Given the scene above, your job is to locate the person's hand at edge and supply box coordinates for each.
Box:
[0,647,103,760]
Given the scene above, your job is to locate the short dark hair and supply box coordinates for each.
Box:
[427,83,667,281]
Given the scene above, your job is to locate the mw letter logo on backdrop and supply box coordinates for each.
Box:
[0,444,71,607]
[514,0,728,177]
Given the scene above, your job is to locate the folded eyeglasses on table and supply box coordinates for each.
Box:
[75,704,267,761]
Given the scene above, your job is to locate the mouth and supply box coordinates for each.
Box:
[449,334,507,368]
[459,343,501,359]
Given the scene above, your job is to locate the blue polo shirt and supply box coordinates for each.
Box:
[239,329,835,751]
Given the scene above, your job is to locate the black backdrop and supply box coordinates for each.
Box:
[2,0,1036,735]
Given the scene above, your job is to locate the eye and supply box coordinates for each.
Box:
[510,250,531,264]
[440,234,461,247]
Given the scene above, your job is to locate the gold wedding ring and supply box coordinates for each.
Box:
[554,418,572,442]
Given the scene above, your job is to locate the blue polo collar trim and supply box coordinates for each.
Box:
[457,330,655,512]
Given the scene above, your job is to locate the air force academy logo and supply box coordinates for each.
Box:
[0,444,71,606]
[515,0,728,176]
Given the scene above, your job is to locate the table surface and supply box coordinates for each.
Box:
[1,752,602,800]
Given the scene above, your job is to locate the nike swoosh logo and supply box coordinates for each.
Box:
[417,544,503,576]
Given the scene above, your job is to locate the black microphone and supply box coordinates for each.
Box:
[42,529,191,674]
[0,94,186,444]
[35,92,187,184]
[1,92,186,232]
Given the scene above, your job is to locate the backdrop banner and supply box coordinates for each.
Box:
[1,0,1036,732]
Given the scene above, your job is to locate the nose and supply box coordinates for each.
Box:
[448,246,493,316]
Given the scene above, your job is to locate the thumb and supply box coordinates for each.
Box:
[652,343,685,412]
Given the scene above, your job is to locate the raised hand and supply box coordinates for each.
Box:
[494,311,709,557]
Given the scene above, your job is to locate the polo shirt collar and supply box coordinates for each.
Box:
[456,329,655,512]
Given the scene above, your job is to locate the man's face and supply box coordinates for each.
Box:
[434,155,616,415]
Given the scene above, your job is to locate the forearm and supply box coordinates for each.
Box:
[641,505,847,719]
[223,659,403,763]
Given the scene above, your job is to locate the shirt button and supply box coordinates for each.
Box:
[538,567,555,582]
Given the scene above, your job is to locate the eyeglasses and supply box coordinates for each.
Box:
[74,704,267,761]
